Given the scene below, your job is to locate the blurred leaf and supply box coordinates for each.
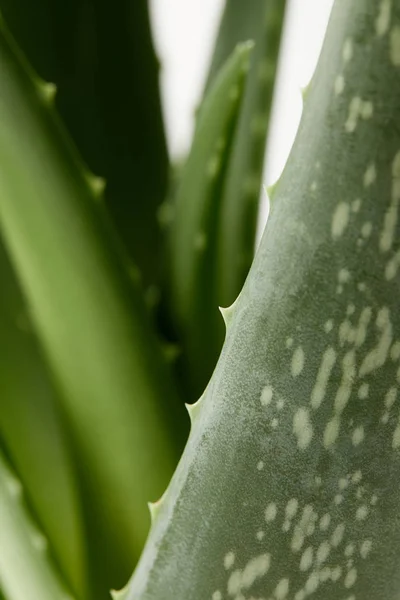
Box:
[167,42,253,399]
[0,0,168,286]
[0,449,77,600]
[209,0,287,308]
[0,246,88,597]
[0,19,187,591]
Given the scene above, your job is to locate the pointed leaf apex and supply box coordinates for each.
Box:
[237,40,255,54]
[236,40,255,74]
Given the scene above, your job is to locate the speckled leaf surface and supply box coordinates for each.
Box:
[126,1,400,598]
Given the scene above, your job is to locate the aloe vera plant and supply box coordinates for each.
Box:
[125,0,400,597]
[165,0,286,399]
[0,0,168,285]
[1,0,400,599]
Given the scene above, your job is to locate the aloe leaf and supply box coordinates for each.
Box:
[215,0,287,308]
[125,1,400,598]
[0,449,76,600]
[0,18,186,589]
[167,41,253,398]
[0,0,168,286]
[0,246,88,597]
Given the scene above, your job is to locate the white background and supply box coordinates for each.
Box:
[149,0,335,235]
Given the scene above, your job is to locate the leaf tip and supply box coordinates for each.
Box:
[236,40,255,73]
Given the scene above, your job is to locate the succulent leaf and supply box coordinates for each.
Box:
[167,41,253,398]
[0,18,186,590]
[125,1,400,598]
[215,0,287,308]
[0,449,76,600]
[0,0,169,285]
[0,245,88,598]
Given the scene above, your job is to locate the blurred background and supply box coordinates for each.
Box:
[150,0,334,238]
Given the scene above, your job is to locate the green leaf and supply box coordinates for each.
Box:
[125,0,400,597]
[214,0,287,308]
[167,41,253,399]
[0,449,76,600]
[0,244,88,597]
[0,0,169,286]
[205,0,283,90]
[0,17,187,590]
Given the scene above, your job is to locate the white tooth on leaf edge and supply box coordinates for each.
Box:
[185,396,205,423]
[110,584,130,600]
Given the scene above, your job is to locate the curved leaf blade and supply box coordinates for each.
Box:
[215,0,287,307]
[0,0,169,285]
[0,449,76,600]
[0,245,88,598]
[167,41,253,398]
[126,1,400,598]
[0,17,186,589]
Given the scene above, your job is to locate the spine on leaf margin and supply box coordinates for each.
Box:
[215,0,287,308]
[0,15,187,593]
[124,1,400,598]
[167,42,253,400]
[0,0,168,287]
[165,1,286,400]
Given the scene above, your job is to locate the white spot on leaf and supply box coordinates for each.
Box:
[334,74,345,95]
[291,347,305,377]
[376,0,392,36]
[342,38,353,62]
[260,385,273,406]
[332,202,350,238]
[352,426,365,446]
[265,503,277,522]
[224,552,235,570]
[293,408,313,449]
[364,164,377,187]
[275,578,290,600]
[311,347,337,410]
